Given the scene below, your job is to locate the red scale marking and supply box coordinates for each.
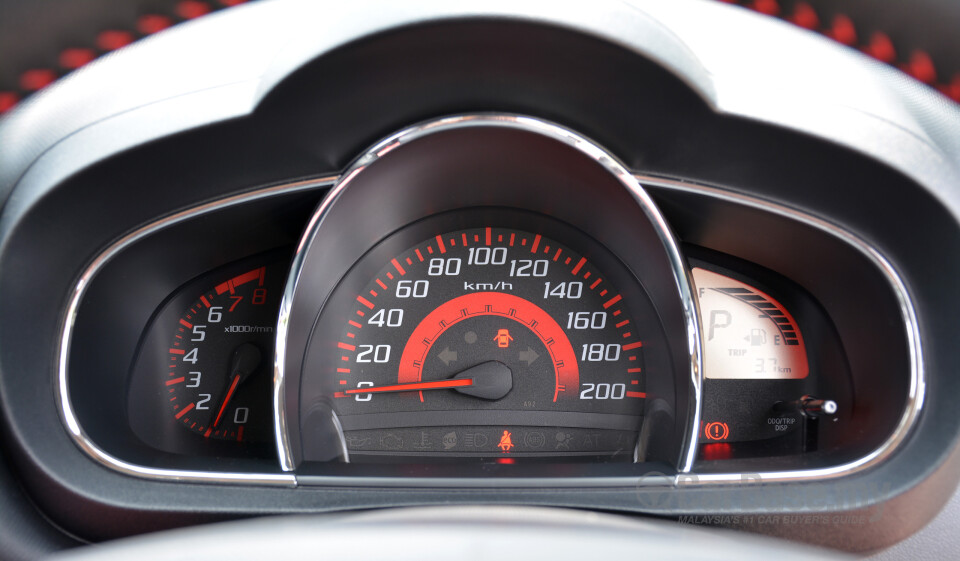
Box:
[387,272,394,280]
[169,348,185,355]
[531,234,541,253]
[347,332,356,339]
[415,249,425,262]
[339,380,348,385]
[510,233,516,246]
[337,368,350,373]
[436,236,447,253]
[613,310,622,317]
[474,234,479,243]
[348,320,362,329]
[428,246,434,254]
[623,332,632,338]
[626,391,647,399]
[357,296,375,309]
[629,356,637,361]
[462,233,469,246]
[616,320,629,328]
[590,279,602,290]
[564,257,571,265]
[376,279,388,290]
[406,257,413,266]
[391,258,406,276]
[623,342,643,350]
[166,377,185,385]
[341,356,349,361]
[369,290,378,298]
[628,368,642,373]
[486,227,492,246]
[553,249,563,261]
[175,403,194,419]
[583,271,591,279]
[338,342,356,351]
[334,392,347,399]
[179,319,193,329]
[631,380,639,385]
[571,257,586,275]
[521,238,527,246]
[498,235,503,242]
[603,294,621,309]
[356,310,366,317]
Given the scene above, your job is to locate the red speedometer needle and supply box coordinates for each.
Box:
[346,360,514,401]
[345,379,473,394]
[213,374,241,427]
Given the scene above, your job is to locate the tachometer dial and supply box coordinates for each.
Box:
[301,213,669,461]
[165,265,281,443]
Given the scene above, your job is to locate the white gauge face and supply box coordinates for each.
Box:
[693,268,809,380]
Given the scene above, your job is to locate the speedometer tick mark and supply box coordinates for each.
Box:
[486,227,492,245]
[357,296,375,309]
[415,249,424,262]
[391,259,406,276]
[349,320,362,329]
[376,279,388,290]
[572,257,586,275]
[531,234,541,253]
[623,341,643,350]
[590,278,602,290]
[603,294,621,308]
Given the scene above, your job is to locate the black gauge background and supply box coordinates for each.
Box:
[128,254,286,459]
[299,208,672,463]
[686,246,853,468]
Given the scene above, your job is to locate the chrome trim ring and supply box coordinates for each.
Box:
[273,115,704,472]
[56,177,338,486]
[637,174,925,485]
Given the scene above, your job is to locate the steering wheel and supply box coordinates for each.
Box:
[1,1,958,560]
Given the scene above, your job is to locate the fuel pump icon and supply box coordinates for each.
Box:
[748,328,767,346]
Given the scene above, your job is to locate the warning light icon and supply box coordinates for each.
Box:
[704,422,730,441]
[494,329,514,348]
[498,430,514,452]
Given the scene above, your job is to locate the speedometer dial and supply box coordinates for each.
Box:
[301,213,669,461]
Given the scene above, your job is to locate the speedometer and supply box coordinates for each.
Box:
[278,115,700,470]
[302,215,666,461]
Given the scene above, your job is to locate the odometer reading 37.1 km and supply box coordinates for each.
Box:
[304,220,659,460]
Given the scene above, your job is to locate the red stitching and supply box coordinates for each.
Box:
[0,0,956,116]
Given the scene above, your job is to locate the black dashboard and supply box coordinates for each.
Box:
[0,1,958,557]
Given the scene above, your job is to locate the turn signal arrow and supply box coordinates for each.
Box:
[437,347,458,366]
[519,347,539,366]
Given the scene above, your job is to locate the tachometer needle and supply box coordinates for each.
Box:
[213,374,242,427]
[345,360,513,400]
[211,342,261,429]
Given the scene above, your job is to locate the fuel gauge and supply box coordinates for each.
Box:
[693,267,808,380]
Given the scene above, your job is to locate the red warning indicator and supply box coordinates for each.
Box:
[704,422,730,441]
[498,430,514,452]
[494,329,514,348]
